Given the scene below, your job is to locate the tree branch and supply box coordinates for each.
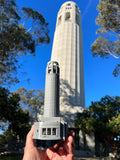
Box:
[106,46,120,59]
[102,47,120,59]
[26,26,33,33]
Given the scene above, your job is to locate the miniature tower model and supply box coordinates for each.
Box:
[33,61,68,140]
[51,1,85,127]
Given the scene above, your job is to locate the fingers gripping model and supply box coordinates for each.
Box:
[23,125,75,160]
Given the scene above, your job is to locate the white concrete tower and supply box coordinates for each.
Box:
[51,1,85,127]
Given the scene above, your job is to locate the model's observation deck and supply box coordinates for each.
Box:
[33,61,68,140]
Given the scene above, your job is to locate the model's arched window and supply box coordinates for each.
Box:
[65,12,70,21]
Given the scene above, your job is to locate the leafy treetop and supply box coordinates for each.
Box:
[75,95,120,158]
[91,0,120,77]
[0,0,50,85]
[0,86,30,138]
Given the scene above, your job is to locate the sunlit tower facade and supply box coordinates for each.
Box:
[51,1,85,127]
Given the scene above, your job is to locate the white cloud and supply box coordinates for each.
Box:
[82,0,92,18]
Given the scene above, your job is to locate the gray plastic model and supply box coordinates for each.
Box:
[33,61,68,140]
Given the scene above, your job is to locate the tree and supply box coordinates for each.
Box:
[0,0,50,85]
[16,87,44,122]
[0,87,30,139]
[91,0,120,77]
[75,95,120,159]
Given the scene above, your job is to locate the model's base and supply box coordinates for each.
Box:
[33,117,68,140]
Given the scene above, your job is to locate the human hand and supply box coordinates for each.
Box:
[23,125,75,160]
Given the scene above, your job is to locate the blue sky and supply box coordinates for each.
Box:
[11,0,120,108]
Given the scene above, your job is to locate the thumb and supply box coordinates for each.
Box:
[25,125,35,148]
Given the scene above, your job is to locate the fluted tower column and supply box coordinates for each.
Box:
[44,61,59,117]
[51,1,85,127]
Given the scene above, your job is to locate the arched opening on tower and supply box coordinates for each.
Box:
[67,3,71,6]
[65,12,71,21]
[57,15,62,25]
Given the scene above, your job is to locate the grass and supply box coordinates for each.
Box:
[0,157,21,160]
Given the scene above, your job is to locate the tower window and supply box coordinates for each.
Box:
[67,3,71,6]
[53,67,56,73]
[52,128,56,135]
[65,12,70,21]
[48,69,51,73]
[47,128,51,135]
[66,7,72,9]
[76,14,79,25]
[57,15,62,25]
[76,5,80,13]
[42,128,46,135]
[76,5,78,9]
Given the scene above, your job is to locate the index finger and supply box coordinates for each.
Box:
[25,125,35,148]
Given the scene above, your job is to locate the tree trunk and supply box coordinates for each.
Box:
[114,148,118,160]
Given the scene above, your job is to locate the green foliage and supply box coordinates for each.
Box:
[0,130,10,144]
[9,109,30,138]
[0,0,50,85]
[75,110,92,133]
[75,95,120,152]
[91,0,120,77]
[0,87,30,138]
[109,114,120,136]
[96,0,120,33]
[16,87,44,121]
[0,86,20,123]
